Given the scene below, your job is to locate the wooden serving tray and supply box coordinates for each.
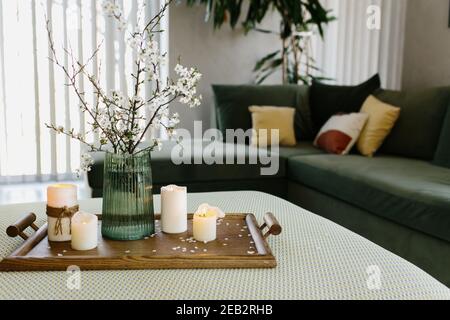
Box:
[0,212,282,271]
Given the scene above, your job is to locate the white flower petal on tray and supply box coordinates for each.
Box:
[194,203,225,219]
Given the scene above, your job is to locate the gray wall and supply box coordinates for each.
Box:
[169,2,281,134]
[169,0,450,133]
[402,0,450,89]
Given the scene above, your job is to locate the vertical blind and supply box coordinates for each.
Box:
[311,0,407,89]
[0,0,169,183]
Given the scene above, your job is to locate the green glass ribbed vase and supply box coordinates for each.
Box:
[101,150,154,240]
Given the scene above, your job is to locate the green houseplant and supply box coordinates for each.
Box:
[186,0,334,84]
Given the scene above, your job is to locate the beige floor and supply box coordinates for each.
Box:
[0,180,91,205]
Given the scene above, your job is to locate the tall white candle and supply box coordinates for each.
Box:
[161,185,187,234]
[71,211,98,251]
[47,184,77,242]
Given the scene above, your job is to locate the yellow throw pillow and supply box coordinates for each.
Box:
[248,106,297,146]
[357,95,400,157]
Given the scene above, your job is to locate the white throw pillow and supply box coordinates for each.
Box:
[314,113,369,155]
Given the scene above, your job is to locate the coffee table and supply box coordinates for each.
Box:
[0,191,449,300]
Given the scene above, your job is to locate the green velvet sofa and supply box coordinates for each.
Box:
[87,83,450,286]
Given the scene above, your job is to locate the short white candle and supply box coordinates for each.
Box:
[47,184,77,242]
[161,185,187,234]
[193,211,217,243]
[71,211,98,251]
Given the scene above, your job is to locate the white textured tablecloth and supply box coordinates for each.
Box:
[0,191,449,300]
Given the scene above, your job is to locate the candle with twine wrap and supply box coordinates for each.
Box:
[47,184,78,242]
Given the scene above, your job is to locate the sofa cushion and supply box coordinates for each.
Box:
[90,140,312,190]
[276,141,323,159]
[212,84,313,141]
[309,74,381,132]
[357,95,401,157]
[295,85,315,141]
[314,113,368,155]
[288,154,450,242]
[434,106,450,168]
[88,140,322,192]
[374,87,450,160]
[248,105,297,146]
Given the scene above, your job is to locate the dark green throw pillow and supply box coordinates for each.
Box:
[374,87,450,160]
[212,84,313,141]
[309,74,381,132]
[295,85,315,141]
[433,104,450,168]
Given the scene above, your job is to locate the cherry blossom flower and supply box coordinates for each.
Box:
[46,0,201,174]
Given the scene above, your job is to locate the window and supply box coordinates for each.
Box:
[0,0,169,183]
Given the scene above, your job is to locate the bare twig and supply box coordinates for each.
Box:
[45,1,199,159]
[45,123,103,152]
[130,95,177,154]
[46,19,119,152]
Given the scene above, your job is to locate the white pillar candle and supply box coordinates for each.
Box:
[47,184,77,242]
[193,211,217,243]
[161,185,187,234]
[71,211,98,251]
[193,204,225,243]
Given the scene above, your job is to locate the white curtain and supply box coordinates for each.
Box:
[0,0,169,183]
[312,0,407,89]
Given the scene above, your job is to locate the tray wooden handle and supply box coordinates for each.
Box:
[6,213,39,240]
[259,212,282,239]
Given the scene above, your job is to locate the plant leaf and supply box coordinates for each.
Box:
[253,50,280,72]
